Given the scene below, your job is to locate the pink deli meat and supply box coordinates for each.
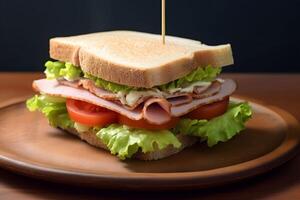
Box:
[33,79,236,124]
[59,79,203,109]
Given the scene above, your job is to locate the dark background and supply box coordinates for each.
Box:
[0,0,299,72]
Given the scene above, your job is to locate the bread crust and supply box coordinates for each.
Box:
[62,126,198,160]
[50,31,234,88]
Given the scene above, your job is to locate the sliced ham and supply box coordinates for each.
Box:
[59,79,118,100]
[33,79,236,125]
[118,91,195,109]
[57,79,81,88]
[33,79,143,120]
[59,78,222,110]
[167,94,193,106]
[192,81,221,99]
[80,79,118,101]
[171,79,237,116]
[143,98,171,124]
[122,94,159,111]
[193,84,211,94]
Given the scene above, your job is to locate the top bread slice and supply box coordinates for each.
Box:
[50,31,234,88]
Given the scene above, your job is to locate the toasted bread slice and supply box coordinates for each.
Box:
[50,31,233,88]
[62,126,198,160]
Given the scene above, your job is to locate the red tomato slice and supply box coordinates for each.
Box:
[66,99,118,126]
[119,115,180,130]
[186,97,229,120]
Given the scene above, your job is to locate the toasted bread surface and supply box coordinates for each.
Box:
[63,126,198,160]
[50,31,233,88]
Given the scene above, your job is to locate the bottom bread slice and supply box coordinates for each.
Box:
[60,126,198,160]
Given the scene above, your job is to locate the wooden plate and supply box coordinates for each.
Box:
[0,97,299,190]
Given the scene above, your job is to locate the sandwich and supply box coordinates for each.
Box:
[26,31,252,160]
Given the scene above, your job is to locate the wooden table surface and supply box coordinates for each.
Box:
[0,72,299,200]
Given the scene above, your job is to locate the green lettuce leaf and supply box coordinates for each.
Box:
[84,66,221,93]
[174,102,252,147]
[84,73,134,93]
[44,61,82,81]
[158,65,221,91]
[44,61,65,79]
[59,62,82,81]
[26,95,73,129]
[96,124,182,160]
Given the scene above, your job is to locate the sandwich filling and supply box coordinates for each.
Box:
[27,61,252,159]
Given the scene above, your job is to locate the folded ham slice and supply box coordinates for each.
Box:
[192,81,221,99]
[167,94,193,106]
[33,79,236,124]
[143,98,171,125]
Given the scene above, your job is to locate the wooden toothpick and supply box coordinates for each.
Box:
[162,0,166,44]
